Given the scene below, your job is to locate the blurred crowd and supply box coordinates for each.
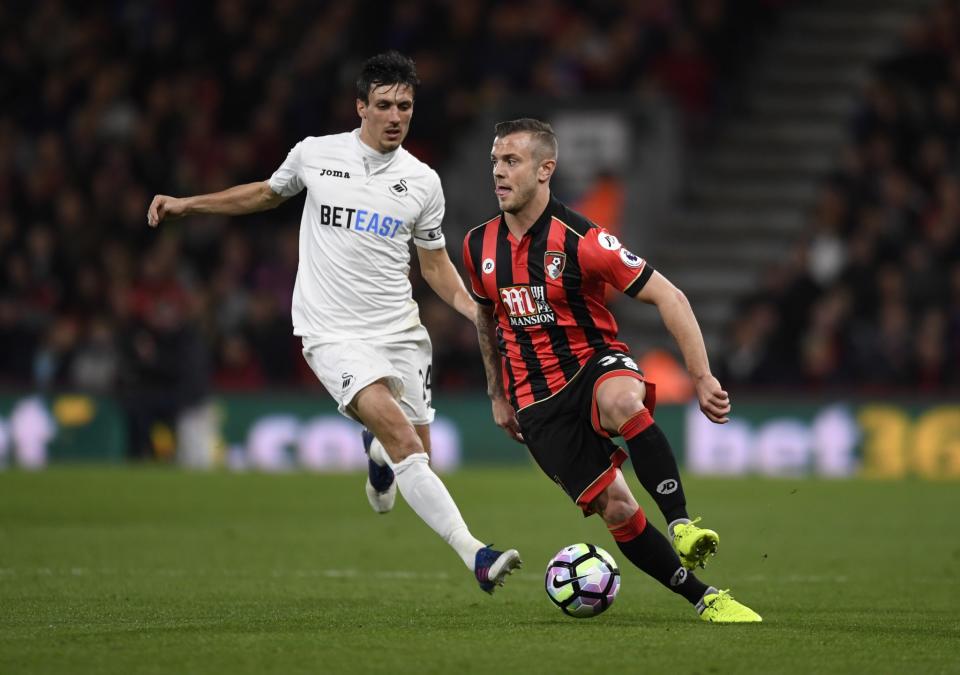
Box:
[720,1,960,391]
[0,0,781,427]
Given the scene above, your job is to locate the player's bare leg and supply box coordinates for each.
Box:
[361,422,432,512]
[596,375,718,569]
[353,381,520,591]
[414,423,432,454]
[592,471,709,602]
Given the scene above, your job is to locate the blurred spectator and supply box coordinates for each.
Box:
[725,0,960,392]
[1,0,778,400]
[69,317,120,393]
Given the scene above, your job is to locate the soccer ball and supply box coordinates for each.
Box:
[545,543,620,618]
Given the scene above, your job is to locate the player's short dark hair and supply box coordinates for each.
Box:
[356,51,420,103]
[494,118,559,161]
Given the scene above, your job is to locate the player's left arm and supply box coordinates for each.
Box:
[634,271,731,424]
[416,246,478,323]
[413,171,477,322]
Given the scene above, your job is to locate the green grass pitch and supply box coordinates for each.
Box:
[1,467,957,674]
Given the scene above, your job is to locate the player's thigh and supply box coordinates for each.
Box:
[352,382,422,459]
[377,325,435,426]
[301,338,403,422]
[595,375,647,433]
[518,398,627,514]
[583,350,655,436]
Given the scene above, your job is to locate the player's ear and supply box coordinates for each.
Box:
[538,158,556,183]
[356,98,367,120]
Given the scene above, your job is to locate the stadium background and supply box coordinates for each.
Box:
[0,0,956,477]
[1,2,958,674]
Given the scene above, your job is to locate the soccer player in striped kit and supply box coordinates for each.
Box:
[463,118,761,622]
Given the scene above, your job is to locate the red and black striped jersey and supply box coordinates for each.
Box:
[462,195,654,410]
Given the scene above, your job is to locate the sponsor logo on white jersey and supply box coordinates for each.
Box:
[320,168,351,179]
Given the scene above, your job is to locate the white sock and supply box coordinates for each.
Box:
[369,437,392,467]
[392,453,484,570]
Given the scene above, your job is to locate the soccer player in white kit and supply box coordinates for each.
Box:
[146,52,521,594]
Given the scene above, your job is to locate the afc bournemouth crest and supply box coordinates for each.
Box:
[544,251,566,280]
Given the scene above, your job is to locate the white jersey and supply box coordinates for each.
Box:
[268,129,446,341]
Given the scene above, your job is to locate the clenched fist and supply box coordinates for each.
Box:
[146,195,187,227]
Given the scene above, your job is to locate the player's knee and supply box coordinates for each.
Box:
[600,497,639,526]
[592,487,639,525]
[378,424,424,463]
[601,388,646,425]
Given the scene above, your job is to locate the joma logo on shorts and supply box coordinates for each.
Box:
[320,168,351,179]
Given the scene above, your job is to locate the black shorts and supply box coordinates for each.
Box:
[517,349,656,513]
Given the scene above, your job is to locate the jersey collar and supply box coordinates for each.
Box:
[502,193,558,243]
[352,129,400,177]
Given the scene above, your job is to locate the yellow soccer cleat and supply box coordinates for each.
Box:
[698,589,763,623]
[672,517,719,570]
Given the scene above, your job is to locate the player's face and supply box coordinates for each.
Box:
[357,83,414,153]
[491,133,545,214]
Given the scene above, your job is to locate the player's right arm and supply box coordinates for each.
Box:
[463,229,523,443]
[147,181,287,227]
[476,304,523,443]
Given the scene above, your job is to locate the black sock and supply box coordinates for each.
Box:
[621,410,689,524]
[614,519,708,605]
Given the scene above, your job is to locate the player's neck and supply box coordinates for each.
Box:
[504,189,551,239]
[357,127,397,155]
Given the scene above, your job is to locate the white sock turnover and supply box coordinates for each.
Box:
[368,437,392,468]
[392,452,485,570]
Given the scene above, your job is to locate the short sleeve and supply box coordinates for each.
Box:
[268,141,306,197]
[579,229,654,296]
[413,172,446,250]
[462,232,493,305]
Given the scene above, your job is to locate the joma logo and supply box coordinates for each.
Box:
[320,168,351,179]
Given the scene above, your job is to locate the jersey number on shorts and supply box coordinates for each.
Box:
[418,365,432,406]
[598,353,639,371]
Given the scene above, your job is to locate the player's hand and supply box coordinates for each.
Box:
[147,194,186,227]
[491,395,523,443]
[695,374,731,424]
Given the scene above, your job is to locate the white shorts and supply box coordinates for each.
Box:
[301,324,435,425]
